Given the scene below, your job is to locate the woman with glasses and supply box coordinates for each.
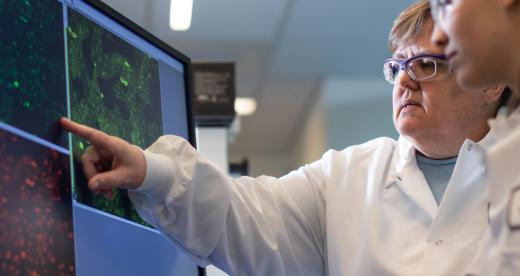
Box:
[60,1,504,275]
[430,0,520,275]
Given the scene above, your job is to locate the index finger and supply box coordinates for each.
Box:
[60,117,113,148]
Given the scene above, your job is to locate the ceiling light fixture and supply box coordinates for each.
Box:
[170,0,193,31]
[234,98,257,116]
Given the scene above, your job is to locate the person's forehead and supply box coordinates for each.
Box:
[393,34,441,59]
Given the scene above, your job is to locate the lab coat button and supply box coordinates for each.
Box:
[435,240,443,245]
[468,144,473,151]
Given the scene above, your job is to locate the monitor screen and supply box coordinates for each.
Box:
[1,0,74,274]
[0,128,75,276]
[1,0,200,275]
[67,2,194,228]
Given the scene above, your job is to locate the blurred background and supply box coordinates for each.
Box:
[101,0,417,177]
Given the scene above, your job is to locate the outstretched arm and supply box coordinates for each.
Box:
[62,118,327,275]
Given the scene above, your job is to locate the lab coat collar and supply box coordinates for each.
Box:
[384,136,415,189]
[478,124,499,150]
[427,139,489,241]
[487,112,520,205]
[487,106,520,142]
[386,135,490,221]
[394,136,416,173]
[386,136,439,219]
[389,132,493,179]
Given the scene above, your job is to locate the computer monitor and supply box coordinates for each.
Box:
[1,0,202,275]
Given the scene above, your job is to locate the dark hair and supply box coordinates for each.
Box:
[496,86,512,116]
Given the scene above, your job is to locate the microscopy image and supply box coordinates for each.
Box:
[0,0,68,148]
[67,8,163,227]
[0,129,75,276]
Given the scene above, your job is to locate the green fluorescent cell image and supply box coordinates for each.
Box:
[67,8,164,228]
[0,0,68,148]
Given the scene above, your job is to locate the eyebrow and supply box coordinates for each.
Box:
[415,51,438,56]
[393,50,439,59]
[393,53,406,59]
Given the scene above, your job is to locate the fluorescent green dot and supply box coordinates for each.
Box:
[120,76,128,87]
[23,101,30,108]
[13,80,20,88]
[124,61,130,68]
[100,93,104,98]
[24,0,30,6]
[79,142,85,150]
[67,27,78,39]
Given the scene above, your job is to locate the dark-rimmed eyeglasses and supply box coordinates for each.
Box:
[383,54,452,84]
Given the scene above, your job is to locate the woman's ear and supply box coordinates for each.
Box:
[482,84,507,104]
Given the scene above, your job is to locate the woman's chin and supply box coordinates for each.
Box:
[397,121,423,138]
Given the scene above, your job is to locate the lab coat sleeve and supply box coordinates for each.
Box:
[128,135,328,275]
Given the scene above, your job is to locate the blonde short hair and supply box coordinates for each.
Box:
[388,0,432,53]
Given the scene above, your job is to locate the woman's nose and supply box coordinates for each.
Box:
[431,23,449,49]
[396,68,420,92]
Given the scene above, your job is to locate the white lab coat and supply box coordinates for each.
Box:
[467,108,520,276]
[129,135,491,276]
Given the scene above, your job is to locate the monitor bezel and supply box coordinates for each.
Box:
[69,1,204,275]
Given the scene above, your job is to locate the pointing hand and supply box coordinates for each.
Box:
[60,118,146,191]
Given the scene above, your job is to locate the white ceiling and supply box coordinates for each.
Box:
[100,0,415,151]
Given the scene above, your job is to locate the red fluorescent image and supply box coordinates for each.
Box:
[0,129,75,276]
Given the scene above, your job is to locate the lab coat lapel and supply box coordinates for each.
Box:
[488,113,520,205]
[428,140,489,241]
[398,163,438,220]
[389,137,438,220]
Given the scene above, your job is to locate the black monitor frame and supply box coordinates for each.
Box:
[70,1,204,275]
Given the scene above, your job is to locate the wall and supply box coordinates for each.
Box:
[229,77,399,178]
[323,77,398,150]
[289,96,328,168]
[229,147,292,178]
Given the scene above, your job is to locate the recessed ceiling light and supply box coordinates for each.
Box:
[170,0,193,31]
